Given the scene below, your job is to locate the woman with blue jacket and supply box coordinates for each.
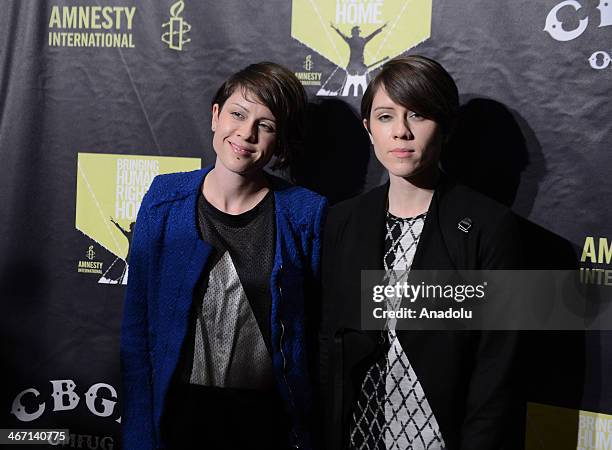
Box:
[121,62,327,450]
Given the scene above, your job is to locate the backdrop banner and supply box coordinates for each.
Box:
[1,1,611,448]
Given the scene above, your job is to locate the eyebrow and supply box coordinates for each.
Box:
[228,102,276,122]
[373,106,395,111]
[229,102,249,112]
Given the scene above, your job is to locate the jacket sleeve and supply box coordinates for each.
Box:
[310,197,328,279]
[461,210,524,449]
[460,329,523,449]
[479,209,522,269]
[305,196,328,354]
[318,204,344,450]
[120,201,155,450]
[300,196,327,450]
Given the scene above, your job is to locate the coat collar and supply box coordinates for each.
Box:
[348,176,457,272]
[181,164,299,269]
[177,165,296,232]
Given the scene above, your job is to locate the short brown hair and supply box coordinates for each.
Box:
[212,62,307,170]
[361,56,459,134]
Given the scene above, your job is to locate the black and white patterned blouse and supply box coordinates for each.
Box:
[350,212,446,450]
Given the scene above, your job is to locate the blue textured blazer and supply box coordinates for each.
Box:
[121,166,327,450]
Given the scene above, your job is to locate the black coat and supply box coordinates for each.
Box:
[319,179,524,450]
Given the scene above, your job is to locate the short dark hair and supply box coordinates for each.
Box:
[212,62,307,170]
[361,55,459,134]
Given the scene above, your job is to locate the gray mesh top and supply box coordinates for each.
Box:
[179,190,276,390]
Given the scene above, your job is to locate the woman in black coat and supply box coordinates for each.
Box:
[319,56,523,450]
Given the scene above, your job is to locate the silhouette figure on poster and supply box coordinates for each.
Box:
[331,23,387,96]
[110,218,134,284]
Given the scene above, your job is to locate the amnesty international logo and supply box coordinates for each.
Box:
[291,0,432,96]
[78,245,103,275]
[162,0,191,51]
[75,153,200,285]
[579,236,612,286]
[304,55,313,71]
[295,54,323,86]
[48,4,136,48]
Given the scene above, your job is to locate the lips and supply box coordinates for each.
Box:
[390,148,415,157]
[229,141,255,156]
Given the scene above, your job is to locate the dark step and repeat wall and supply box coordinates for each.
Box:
[1,1,611,448]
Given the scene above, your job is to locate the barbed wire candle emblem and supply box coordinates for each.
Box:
[162,0,191,51]
[304,55,313,71]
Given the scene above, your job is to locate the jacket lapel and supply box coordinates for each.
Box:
[350,178,457,272]
[412,177,457,271]
[337,184,388,409]
[350,183,388,271]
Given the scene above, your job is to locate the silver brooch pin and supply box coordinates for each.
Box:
[458,217,472,233]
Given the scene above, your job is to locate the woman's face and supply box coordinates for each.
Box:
[365,86,443,181]
[211,89,277,177]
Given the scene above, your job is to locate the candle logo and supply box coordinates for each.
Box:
[304,55,313,71]
[162,0,191,51]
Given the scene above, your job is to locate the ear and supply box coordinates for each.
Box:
[211,103,220,132]
[363,118,373,144]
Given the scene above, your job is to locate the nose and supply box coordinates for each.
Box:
[392,118,412,140]
[237,120,258,143]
